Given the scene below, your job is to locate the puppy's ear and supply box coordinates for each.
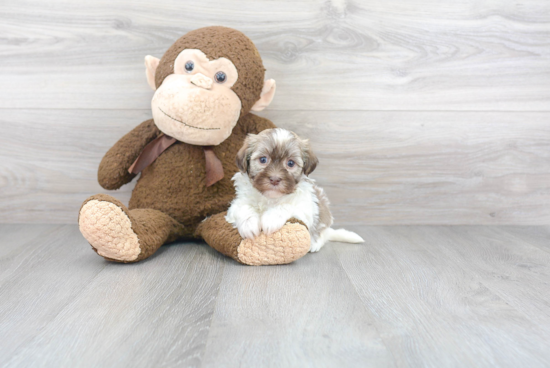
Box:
[301,139,319,176]
[236,134,255,173]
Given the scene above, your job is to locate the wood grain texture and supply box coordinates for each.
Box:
[335,225,550,368]
[0,224,64,284]
[201,245,394,368]
[268,110,550,225]
[0,224,226,368]
[1,0,548,224]
[1,109,549,224]
[0,109,144,223]
[0,0,549,110]
[497,226,550,253]
[2,225,550,367]
[0,225,107,366]
[418,226,550,327]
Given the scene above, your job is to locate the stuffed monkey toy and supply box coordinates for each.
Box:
[78,26,311,265]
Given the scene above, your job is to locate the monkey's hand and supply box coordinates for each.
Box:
[98,119,161,190]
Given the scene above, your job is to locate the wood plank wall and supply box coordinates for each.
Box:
[0,0,549,224]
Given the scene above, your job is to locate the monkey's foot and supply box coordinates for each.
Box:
[79,194,141,262]
[79,195,186,263]
[237,219,311,265]
[198,213,310,266]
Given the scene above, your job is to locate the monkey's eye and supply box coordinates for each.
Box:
[184,61,194,73]
[215,71,226,83]
[287,160,295,168]
[259,157,268,164]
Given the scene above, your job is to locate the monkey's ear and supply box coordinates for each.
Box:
[301,139,319,176]
[250,79,276,112]
[236,135,254,173]
[145,55,160,90]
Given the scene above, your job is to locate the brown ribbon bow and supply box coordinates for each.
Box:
[128,134,224,187]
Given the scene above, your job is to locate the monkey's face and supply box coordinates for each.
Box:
[150,49,242,146]
[145,27,277,146]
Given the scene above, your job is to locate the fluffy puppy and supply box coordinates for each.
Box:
[225,128,363,252]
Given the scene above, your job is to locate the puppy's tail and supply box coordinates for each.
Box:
[325,228,364,243]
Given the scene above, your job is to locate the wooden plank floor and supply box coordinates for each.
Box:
[1,225,550,367]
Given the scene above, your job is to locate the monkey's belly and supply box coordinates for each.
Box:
[128,144,237,229]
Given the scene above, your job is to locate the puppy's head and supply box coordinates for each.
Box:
[236,128,318,199]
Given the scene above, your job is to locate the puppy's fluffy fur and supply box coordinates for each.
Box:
[226,128,363,252]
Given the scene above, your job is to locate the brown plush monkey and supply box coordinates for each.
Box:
[78,26,311,265]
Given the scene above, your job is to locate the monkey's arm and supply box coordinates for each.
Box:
[98,119,161,190]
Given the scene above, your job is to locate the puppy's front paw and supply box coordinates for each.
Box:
[261,211,288,235]
[237,216,261,239]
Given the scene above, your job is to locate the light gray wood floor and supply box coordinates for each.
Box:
[1,225,550,367]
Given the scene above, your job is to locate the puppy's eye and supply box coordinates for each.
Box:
[184,61,194,73]
[259,157,268,164]
[287,160,295,168]
[215,71,226,83]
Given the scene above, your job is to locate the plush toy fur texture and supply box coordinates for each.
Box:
[155,27,265,116]
[78,26,311,265]
[197,213,310,265]
[79,194,185,262]
[100,114,274,237]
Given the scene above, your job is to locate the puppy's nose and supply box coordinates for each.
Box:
[190,73,213,89]
[269,176,281,186]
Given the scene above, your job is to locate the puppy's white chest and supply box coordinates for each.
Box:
[255,201,271,214]
[262,189,318,228]
[230,172,320,231]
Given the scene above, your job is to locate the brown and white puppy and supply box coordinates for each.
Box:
[225,128,363,252]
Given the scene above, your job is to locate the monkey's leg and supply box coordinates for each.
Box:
[196,212,310,266]
[78,194,185,263]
